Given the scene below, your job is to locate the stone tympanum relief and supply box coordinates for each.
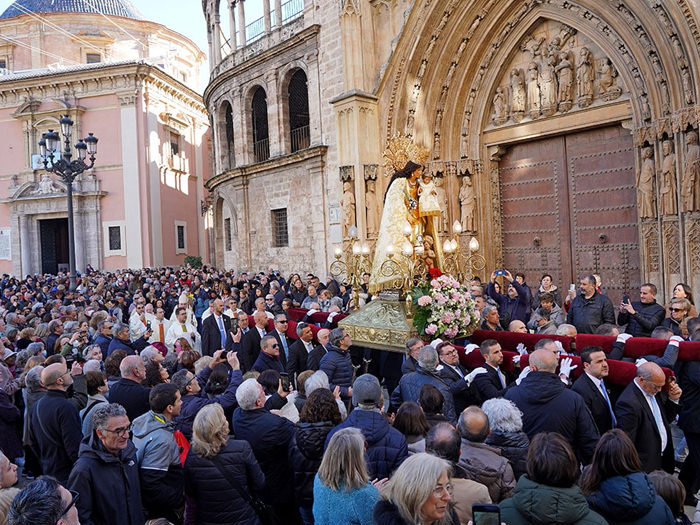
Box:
[490,21,625,127]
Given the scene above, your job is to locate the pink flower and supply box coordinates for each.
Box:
[441,312,454,324]
[451,292,461,301]
[430,279,440,288]
[425,323,438,335]
[434,293,447,305]
[444,327,458,338]
[417,295,433,307]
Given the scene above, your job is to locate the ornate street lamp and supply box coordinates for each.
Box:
[38,115,98,291]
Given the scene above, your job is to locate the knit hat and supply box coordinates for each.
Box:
[352,373,382,407]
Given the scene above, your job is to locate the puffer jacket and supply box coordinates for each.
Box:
[566,291,615,334]
[485,430,529,479]
[617,300,666,337]
[183,438,265,525]
[500,475,607,525]
[586,472,676,525]
[458,440,515,503]
[325,408,408,479]
[288,421,334,508]
[319,344,353,399]
[391,367,456,422]
[373,499,460,525]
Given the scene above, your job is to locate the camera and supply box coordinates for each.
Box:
[494,270,506,276]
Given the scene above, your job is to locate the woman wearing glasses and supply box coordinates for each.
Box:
[661,297,695,338]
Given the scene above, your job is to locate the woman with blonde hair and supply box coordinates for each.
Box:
[313,427,383,524]
[374,452,458,524]
[184,403,265,524]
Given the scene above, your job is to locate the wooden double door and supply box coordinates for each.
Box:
[498,125,640,307]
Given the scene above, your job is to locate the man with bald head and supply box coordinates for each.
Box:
[306,328,330,371]
[29,363,83,484]
[615,361,682,472]
[239,311,269,372]
[508,320,528,333]
[505,349,599,464]
[108,355,150,421]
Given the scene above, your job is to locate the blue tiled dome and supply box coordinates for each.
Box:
[1,0,143,19]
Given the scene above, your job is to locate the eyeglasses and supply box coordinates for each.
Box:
[271,343,280,348]
[185,375,197,386]
[101,424,132,436]
[432,483,453,498]
[59,489,79,518]
[277,320,288,324]
[669,307,685,312]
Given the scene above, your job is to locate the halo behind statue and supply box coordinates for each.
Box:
[383,134,430,174]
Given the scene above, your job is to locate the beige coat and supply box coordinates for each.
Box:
[451,476,491,524]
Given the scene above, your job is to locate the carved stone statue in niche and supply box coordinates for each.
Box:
[577,47,594,108]
[365,178,379,236]
[660,140,677,215]
[341,180,356,237]
[598,58,622,101]
[555,52,573,112]
[682,130,700,212]
[637,147,656,218]
[433,175,449,232]
[510,68,526,121]
[680,64,694,105]
[459,175,476,232]
[540,54,558,116]
[527,62,541,119]
[492,86,507,125]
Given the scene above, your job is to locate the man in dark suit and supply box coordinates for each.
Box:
[615,361,682,472]
[472,339,512,404]
[437,341,474,414]
[270,314,291,371]
[200,298,232,357]
[287,322,314,386]
[239,311,269,373]
[306,328,330,371]
[572,346,617,434]
[402,338,424,375]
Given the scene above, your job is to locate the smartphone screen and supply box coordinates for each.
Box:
[280,373,290,391]
[473,504,500,525]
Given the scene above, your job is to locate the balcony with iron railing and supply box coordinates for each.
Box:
[254,138,270,163]
[290,125,310,153]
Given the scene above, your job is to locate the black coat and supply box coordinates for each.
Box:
[614,380,679,472]
[401,355,418,375]
[484,430,529,479]
[270,329,290,371]
[251,351,285,374]
[239,327,264,373]
[617,301,666,338]
[232,407,296,505]
[439,362,474,414]
[200,314,232,357]
[305,344,327,371]
[68,435,145,525]
[678,361,700,434]
[505,371,599,464]
[29,389,83,484]
[108,378,151,422]
[472,364,513,404]
[287,339,313,384]
[373,499,460,525]
[106,335,149,357]
[572,373,617,435]
[0,390,22,460]
[184,438,265,525]
[566,291,616,334]
[288,421,333,508]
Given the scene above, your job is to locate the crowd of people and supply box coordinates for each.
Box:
[0,265,698,525]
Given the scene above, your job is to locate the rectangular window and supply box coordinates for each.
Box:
[170,132,180,157]
[271,208,288,248]
[86,53,101,64]
[0,59,6,69]
[174,220,187,254]
[224,218,232,251]
[108,226,122,251]
[177,226,185,250]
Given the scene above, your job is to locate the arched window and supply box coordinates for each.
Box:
[288,69,309,152]
[251,87,269,162]
[223,101,234,169]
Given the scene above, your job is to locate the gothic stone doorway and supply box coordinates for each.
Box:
[39,218,69,275]
[498,125,640,307]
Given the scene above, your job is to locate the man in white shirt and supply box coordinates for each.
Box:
[148,307,171,346]
[165,306,201,353]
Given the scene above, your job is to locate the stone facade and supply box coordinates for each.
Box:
[204,0,700,301]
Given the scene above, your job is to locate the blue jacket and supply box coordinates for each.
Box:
[586,472,675,525]
[251,350,285,374]
[106,335,149,357]
[312,475,379,525]
[325,408,408,479]
[487,280,531,326]
[289,421,335,508]
[391,367,456,423]
[319,344,353,398]
[93,334,112,359]
[232,407,296,505]
[108,378,151,422]
[505,371,599,464]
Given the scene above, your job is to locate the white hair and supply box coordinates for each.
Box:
[82,360,102,374]
[235,378,262,410]
[481,398,523,433]
[417,346,439,371]
[304,370,329,396]
[140,346,160,364]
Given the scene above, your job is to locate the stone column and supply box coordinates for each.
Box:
[212,13,222,65]
[229,1,237,50]
[274,0,282,28]
[237,0,246,46]
[263,0,271,34]
[19,214,31,277]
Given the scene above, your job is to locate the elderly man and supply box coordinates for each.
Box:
[566,274,615,334]
[8,476,80,525]
[239,311,269,373]
[164,306,201,353]
[457,406,515,503]
[254,297,275,320]
[29,363,83,485]
[327,374,408,479]
[107,355,150,422]
[615,361,682,472]
[617,283,666,338]
[480,304,503,331]
[319,327,354,404]
[93,320,113,359]
[506,349,599,464]
[306,328,330,371]
[68,403,144,525]
[508,320,528,333]
[392,346,456,422]
[402,337,424,374]
[107,322,151,357]
[287,321,315,385]
[232,378,296,519]
[45,319,64,356]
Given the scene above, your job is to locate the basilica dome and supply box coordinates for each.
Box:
[0,0,143,19]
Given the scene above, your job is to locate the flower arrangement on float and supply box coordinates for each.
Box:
[411,269,480,339]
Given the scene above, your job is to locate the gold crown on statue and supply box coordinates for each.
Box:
[383,134,430,174]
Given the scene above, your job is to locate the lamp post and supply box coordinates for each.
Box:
[330,225,372,311]
[39,115,98,291]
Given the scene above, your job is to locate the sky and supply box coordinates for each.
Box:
[0,0,267,90]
